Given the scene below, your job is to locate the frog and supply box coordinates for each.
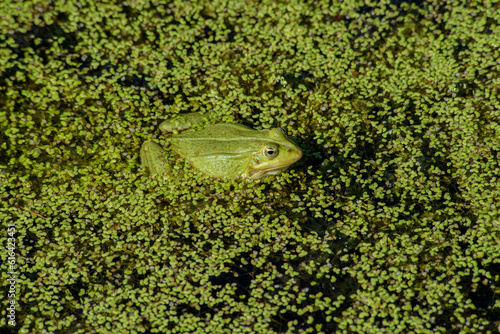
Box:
[140,113,302,179]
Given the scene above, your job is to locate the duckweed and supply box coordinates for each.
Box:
[1,0,500,333]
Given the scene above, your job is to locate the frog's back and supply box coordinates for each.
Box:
[167,123,275,178]
[168,123,271,157]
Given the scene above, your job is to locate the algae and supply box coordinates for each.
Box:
[1,0,499,333]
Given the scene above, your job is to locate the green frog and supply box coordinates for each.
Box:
[140,113,302,179]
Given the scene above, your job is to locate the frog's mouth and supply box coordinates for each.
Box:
[249,165,290,178]
[249,150,302,179]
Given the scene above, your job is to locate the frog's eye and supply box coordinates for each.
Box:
[264,145,279,159]
[277,127,286,135]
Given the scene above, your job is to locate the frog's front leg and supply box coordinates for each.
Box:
[140,141,170,176]
[159,112,208,133]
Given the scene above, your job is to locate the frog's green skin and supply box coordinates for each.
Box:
[140,113,302,180]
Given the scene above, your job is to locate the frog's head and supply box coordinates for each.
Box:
[247,128,302,179]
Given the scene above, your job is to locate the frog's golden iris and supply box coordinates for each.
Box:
[140,113,302,179]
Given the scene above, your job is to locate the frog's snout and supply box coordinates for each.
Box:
[288,145,303,163]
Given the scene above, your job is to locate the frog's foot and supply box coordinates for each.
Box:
[140,141,170,176]
[159,112,208,133]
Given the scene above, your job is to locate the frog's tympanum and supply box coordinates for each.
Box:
[140,113,302,179]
